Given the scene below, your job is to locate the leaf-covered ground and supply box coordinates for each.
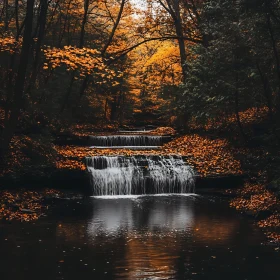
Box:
[229,182,280,244]
[0,189,61,222]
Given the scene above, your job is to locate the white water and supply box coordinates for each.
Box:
[89,146,160,150]
[88,135,163,146]
[118,130,154,133]
[86,156,195,196]
[92,194,199,199]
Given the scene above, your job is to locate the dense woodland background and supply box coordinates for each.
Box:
[1,0,280,158]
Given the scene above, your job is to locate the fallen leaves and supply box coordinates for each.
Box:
[230,184,277,212]
[149,127,176,135]
[230,182,280,244]
[258,214,280,228]
[56,159,86,171]
[0,189,61,222]
[163,135,242,176]
[266,232,280,243]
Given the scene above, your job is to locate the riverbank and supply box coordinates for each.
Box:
[0,188,62,222]
[0,124,280,244]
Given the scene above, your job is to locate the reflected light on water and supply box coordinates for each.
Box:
[1,196,280,280]
[53,196,260,280]
[87,196,195,238]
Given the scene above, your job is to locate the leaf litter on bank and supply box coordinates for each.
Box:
[0,189,62,222]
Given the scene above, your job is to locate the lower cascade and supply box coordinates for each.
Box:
[86,155,195,196]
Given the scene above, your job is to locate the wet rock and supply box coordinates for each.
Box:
[196,174,247,189]
[267,178,280,197]
[20,209,36,214]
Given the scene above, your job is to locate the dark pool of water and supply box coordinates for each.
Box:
[0,194,279,280]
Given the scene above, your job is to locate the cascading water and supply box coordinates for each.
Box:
[86,156,195,196]
[88,135,164,146]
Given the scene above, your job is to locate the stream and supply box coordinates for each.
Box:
[0,194,279,279]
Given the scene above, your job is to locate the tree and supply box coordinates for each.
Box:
[1,0,35,158]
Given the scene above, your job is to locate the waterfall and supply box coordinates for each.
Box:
[86,156,195,196]
[88,135,164,146]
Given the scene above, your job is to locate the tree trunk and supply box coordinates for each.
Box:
[256,62,280,142]
[27,0,48,95]
[0,0,35,158]
[104,98,108,120]
[15,0,20,34]
[265,7,280,118]
[4,0,9,31]
[101,0,126,57]
[173,0,188,82]
[60,74,75,113]
[80,0,89,48]
[110,96,118,121]
[234,72,247,142]
[158,0,188,82]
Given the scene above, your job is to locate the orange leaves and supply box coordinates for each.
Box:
[149,127,176,135]
[265,232,280,244]
[230,187,276,212]
[43,45,121,82]
[56,159,86,171]
[258,214,280,228]
[163,135,242,176]
[0,189,61,222]
[230,182,280,243]
[0,36,22,54]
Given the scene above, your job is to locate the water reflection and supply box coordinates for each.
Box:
[1,196,280,280]
[55,196,245,279]
[87,196,195,237]
[86,196,197,279]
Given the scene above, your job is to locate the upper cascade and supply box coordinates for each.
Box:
[86,155,195,196]
[88,135,165,147]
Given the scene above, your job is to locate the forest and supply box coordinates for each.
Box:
[1,0,280,265]
[1,0,280,148]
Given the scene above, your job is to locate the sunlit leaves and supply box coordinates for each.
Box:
[0,36,22,54]
[43,45,123,84]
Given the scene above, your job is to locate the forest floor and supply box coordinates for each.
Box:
[0,108,280,243]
